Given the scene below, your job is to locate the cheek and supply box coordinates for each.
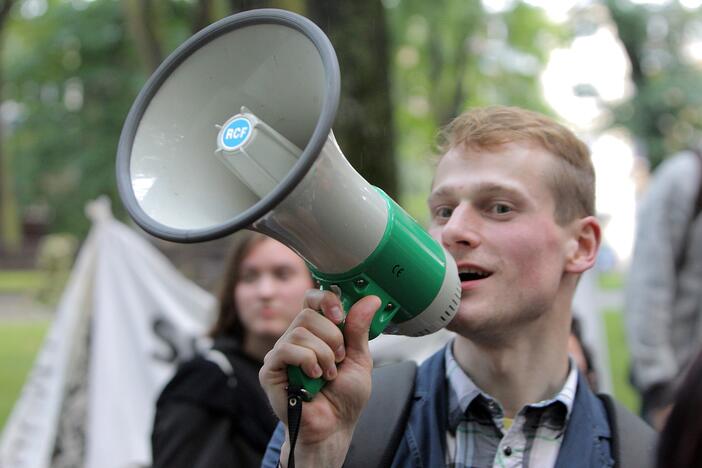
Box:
[429,225,441,242]
[270,277,312,317]
[279,279,312,308]
[502,226,563,283]
[234,286,256,316]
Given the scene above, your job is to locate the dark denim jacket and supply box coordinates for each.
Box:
[262,347,614,468]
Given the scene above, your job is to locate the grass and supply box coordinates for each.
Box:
[0,319,51,430]
[0,270,42,294]
[0,269,70,305]
[597,270,625,291]
[602,308,640,413]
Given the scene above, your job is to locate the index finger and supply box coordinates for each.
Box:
[303,288,345,325]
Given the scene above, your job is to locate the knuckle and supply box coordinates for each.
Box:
[300,347,317,365]
[276,341,294,355]
[298,308,319,321]
[289,326,309,342]
[263,349,273,364]
[303,288,324,306]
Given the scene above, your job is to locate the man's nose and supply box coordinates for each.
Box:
[441,203,482,250]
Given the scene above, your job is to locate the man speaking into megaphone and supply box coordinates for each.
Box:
[113,8,655,466]
[260,106,656,468]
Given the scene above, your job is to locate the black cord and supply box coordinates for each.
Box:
[286,385,305,468]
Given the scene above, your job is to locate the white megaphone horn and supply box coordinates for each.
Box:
[116,9,459,399]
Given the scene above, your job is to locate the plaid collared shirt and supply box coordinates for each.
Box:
[445,343,578,468]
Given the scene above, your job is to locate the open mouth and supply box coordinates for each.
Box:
[458,268,492,282]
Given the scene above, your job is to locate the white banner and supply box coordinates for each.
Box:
[0,198,215,468]
[0,197,451,468]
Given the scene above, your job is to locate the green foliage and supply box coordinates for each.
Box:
[385,0,568,223]
[604,0,702,168]
[5,1,142,237]
[2,1,572,236]
[0,318,50,430]
[3,0,201,238]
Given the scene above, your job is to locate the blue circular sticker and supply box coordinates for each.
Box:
[220,117,252,151]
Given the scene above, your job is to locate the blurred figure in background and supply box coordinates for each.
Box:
[151,232,314,468]
[625,149,702,430]
[656,346,702,468]
[568,316,598,392]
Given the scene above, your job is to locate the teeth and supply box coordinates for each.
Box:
[458,267,490,281]
[459,268,488,276]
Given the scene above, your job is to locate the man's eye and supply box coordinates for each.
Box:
[434,206,453,219]
[491,203,512,215]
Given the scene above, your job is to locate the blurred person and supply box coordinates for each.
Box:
[260,106,655,468]
[569,315,599,391]
[151,232,314,468]
[656,345,702,468]
[625,148,702,430]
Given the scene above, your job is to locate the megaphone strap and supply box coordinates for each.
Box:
[286,385,306,468]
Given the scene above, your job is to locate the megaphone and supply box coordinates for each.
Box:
[116,9,460,400]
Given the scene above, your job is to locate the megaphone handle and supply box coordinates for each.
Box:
[286,278,399,401]
[285,285,346,401]
[287,364,326,402]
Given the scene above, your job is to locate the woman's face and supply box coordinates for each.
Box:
[235,238,313,341]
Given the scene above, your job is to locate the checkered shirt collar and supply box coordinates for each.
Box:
[445,340,579,432]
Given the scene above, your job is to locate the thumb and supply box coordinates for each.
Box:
[343,295,381,357]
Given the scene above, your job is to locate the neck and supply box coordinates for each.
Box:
[242,334,277,362]
[452,309,571,418]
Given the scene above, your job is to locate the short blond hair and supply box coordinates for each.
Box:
[438,106,595,224]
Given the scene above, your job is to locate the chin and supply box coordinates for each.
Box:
[249,324,287,341]
[447,307,508,338]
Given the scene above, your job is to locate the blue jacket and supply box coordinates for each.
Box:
[262,347,614,467]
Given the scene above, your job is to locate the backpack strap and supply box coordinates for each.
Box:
[343,360,417,468]
[204,348,234,376]
[598,393,657,468]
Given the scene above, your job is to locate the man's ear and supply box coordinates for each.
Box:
[564,216,601,274]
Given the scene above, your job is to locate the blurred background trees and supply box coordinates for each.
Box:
[0,0,700,266]
[604,0,702,168]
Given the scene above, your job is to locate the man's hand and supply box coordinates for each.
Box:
[259,289,381,467]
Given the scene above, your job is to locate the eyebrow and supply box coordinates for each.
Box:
[428,181,526,204]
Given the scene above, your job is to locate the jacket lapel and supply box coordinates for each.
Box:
[555,372,614,468]
[392,349,448,468]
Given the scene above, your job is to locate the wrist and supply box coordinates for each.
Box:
[280,428,354,468]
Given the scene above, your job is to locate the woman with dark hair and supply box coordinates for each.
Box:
[151,232,314,468]
[656,346,702,468]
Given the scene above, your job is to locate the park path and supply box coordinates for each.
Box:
[0,293,52,321]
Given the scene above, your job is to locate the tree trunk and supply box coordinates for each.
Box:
[0,0,19,254]
[122,0,163,72]
[604,0,665,166]
[305,1,398,198]
[190,0,214,34]
[227,0,276,12]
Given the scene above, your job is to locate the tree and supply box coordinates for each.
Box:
[307,0,398,198]
[0,0,17,253]
[385,0,566,220]
[604,0,702,168]
[6,1,143,237]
